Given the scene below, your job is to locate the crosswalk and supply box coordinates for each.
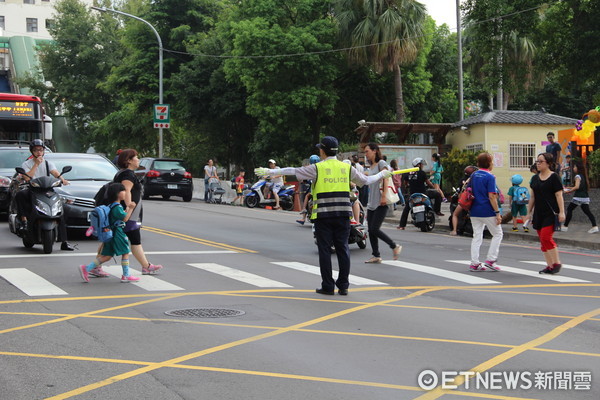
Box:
[0,258,598,297]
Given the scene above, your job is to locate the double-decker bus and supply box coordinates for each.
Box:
[0,93,52,146]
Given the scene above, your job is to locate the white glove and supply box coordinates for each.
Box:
[380,170,393,179]
[254,167,269,176]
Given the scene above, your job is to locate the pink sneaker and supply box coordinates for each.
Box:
[142,264,163,275]
[483,260,501,271]
[79,265,90,282]
[121,275,140,283]
[89,266,110,278]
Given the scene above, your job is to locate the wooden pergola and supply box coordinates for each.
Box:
[354,122,452,150]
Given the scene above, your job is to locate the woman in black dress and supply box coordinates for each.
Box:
[526,152,565,274]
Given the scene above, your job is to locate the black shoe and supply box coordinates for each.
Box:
[315,288,334,295]
[539,265,559,274]
[61,242,76,251]
[338,288,348,296]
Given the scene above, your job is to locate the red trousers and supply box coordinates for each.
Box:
[536,225,557,252]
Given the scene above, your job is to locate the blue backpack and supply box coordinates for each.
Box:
[89,203,120,242]
[513,186,530,205]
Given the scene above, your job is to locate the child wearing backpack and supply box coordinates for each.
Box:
[79,183,139,283]
[508,174,530,232]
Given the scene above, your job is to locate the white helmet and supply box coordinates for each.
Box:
[412,157,427,167]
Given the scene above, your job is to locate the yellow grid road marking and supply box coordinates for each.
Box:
[142,226,257,253]
[414,307,600,399]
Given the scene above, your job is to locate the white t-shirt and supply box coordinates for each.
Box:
[204,165,217,181]
[21,158,57,179]
[270,167,284,185]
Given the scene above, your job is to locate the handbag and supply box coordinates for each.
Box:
[381,181,400,205]
[457,178,474,211]
[544,199,561,232]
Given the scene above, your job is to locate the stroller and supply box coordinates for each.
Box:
[208,180,226,204]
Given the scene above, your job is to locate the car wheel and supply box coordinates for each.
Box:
[182,193,192,202]
[162,195,171,200]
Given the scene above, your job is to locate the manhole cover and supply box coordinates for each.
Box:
[164,308,245,318]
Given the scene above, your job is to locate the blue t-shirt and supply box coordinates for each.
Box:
[469,170,497,218]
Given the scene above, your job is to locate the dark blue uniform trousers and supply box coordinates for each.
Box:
[314,217,351,291]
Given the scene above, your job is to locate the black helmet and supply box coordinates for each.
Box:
[29,139,44,152]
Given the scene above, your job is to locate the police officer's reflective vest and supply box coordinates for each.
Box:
[310,158,352,220]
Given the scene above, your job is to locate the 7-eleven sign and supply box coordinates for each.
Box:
[153,104,170,128]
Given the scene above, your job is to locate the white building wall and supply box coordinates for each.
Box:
[0,0,93,40]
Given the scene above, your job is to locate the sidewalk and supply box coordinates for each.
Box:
[383,201,600,251]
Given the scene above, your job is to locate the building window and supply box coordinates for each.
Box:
[509,143,536,169]
[0,16,4,30]
[26,18,38,32]
[45,19,54,30]
[465,143,484,153]
[24,0,35,4]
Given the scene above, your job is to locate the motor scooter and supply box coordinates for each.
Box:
[408,192,435,232]
[312,191,367,250]
[8,166,71,254]
[448,186,473,236]
[244,178,295,210]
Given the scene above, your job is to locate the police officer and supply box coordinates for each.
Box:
[255,136,392,296]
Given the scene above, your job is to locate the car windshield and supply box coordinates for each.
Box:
[0,149,31,169]
[154,160,186,170]
[50,158,118,180]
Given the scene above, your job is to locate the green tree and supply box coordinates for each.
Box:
[91,0,222,156]
[462,0,540,109]
[335,0,427,122]
[222,0,341,163]
[26,0,123,146]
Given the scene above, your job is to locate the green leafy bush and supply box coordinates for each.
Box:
[587,149,600,188]
[440,148,480,194]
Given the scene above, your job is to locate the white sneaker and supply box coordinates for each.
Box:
[588,226,599,234]
[561,226,568,232]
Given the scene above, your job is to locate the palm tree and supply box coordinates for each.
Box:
[335,0,427,121]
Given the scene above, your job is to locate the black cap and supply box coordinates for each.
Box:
[316,136,339,151]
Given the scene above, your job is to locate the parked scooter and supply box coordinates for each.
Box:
[244,178,295,210]
[312,191,368,250]
[408,192,435,232]
[8,166,72,254]
[448,186,473,236]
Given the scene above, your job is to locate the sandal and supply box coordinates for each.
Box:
[365,257,382,264]
[393,245,402,260]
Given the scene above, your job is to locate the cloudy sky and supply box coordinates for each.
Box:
[421,0,460,30]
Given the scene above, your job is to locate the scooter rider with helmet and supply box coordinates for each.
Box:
[14,139,76,251]
[255,136,393,296]
[397,157,438,230]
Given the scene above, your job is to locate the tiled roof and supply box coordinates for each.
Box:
[451,110,578,128]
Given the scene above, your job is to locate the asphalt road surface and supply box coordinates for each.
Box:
[0,199,598,400]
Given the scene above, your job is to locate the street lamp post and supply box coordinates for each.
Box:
[456,0,464,121]
[91,6,164,157]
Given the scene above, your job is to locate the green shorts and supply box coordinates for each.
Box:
[511,203,527,217]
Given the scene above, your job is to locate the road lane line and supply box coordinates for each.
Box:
[188,263,291,288]
[382,260,499,285]
[100,265,184,291]
[445,260,589,283]
[271,261,386,285]
[0,250,236,259]
[143,226,257,253]
[524,261,600,274]
[0,268,67,296]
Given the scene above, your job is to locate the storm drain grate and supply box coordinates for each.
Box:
[165,308,245,318]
